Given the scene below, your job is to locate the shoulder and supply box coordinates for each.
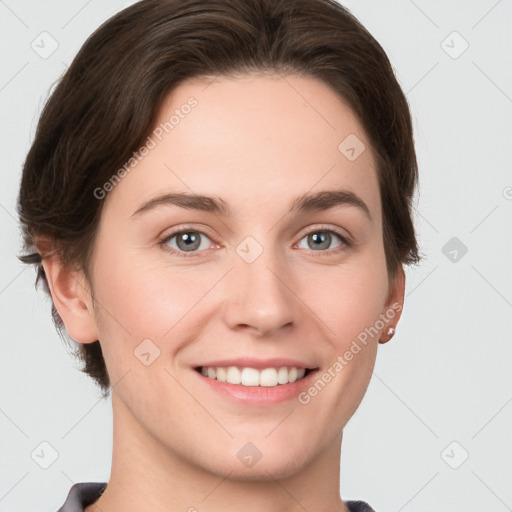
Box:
[345,499,379,512]
[57,482,107,512]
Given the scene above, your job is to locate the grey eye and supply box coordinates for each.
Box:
[297,230,343,251]
[165,231,211,252]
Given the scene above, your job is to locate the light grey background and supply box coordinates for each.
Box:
[1,1,511,511]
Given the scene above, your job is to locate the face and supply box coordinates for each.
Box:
[76,72,403,480]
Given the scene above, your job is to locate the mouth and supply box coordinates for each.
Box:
[192,362,320,406]
[194,365,316,387]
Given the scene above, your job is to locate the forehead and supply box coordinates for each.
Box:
[104,72,381,223]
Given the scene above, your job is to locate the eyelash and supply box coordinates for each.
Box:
[157,224,353,258]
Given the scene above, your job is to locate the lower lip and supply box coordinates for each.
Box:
[193,368,319,406]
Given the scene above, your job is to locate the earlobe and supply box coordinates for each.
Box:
[40,249,99,344]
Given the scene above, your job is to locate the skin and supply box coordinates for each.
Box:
[42,72,405,512]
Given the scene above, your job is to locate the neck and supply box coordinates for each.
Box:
[86,393,351,512]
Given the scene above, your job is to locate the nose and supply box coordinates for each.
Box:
[221,244,297,337]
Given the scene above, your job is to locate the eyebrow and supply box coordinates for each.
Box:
[131,189,371,220]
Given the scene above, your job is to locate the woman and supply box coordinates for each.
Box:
[17,0,420,511]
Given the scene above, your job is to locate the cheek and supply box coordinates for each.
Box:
[91,241,215,355]
[299,252,389,344]
[95,264,185,339]
[295,259,386,427]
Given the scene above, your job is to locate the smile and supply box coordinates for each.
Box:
[196,366,313,387]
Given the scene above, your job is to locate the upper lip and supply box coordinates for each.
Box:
[194,357,318,370]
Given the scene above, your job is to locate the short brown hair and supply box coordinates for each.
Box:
[17,0,421,398]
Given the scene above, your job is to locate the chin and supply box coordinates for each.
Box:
[202,441,314,482]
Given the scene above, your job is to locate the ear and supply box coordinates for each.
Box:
[379,265,406,343]
[38,241,99,344]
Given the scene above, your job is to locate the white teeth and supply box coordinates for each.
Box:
[216,367,227,383]
[277,367,289,384]
[199,366,309,387]
[226,366,241,384]
[259,368,278,387]
[241,367,259,386]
